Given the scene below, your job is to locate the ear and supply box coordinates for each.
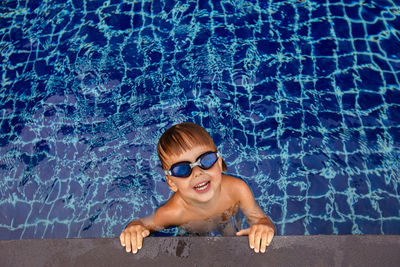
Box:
[166,176,178,192]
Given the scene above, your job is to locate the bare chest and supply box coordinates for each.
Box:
[179,203,240,235]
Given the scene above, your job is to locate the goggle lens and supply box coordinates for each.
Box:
[200,153,218,169]
[171,164,191,177]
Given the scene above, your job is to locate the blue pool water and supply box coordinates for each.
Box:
[1,0,400,239]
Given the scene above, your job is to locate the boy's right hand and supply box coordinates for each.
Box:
[119,223,150,254]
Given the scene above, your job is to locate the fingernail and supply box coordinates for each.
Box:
[138,246,142,250]
[126,249,130,253]
[133,250,137,254]
[255,249,259,253]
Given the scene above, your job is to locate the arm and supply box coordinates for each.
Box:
[233,178,275,253]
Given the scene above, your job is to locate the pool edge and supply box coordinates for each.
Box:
[1,235,399,267]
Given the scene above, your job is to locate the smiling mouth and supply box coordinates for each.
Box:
[193,181,210,192]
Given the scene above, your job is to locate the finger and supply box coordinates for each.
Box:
[137,231,143,250]
[254,230,261,253]
[248,230,255,249]
[125,233,131,253]
[260,232,268,253]
[236,228,251,236]
[142,229,150,237]
[120,233,125,247]
[131,232,138,254]
[267,231,274,246]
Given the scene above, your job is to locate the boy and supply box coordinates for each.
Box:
[120,122,275,254]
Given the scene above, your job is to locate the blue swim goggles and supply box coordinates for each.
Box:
[164,151,221,178]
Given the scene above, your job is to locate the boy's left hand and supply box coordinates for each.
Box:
[236,223,275,253]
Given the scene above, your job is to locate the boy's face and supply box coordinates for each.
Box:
[164,144,223,204]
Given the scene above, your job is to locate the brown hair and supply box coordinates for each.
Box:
[157,122,227,171]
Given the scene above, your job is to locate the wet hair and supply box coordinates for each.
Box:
[157,122,227,171]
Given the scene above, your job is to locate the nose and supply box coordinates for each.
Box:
[191,165,204,177]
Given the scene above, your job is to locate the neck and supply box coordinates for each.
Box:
[180,186,222,215]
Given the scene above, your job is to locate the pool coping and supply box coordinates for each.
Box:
[1,235,399,267]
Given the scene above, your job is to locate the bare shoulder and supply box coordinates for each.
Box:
[222,175,268,223]
[221,174,253,201]
[153,195,185,227]
[222,174,251,190]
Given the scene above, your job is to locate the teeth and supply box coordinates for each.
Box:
[195,181,209,190]
[196,182,207,187]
